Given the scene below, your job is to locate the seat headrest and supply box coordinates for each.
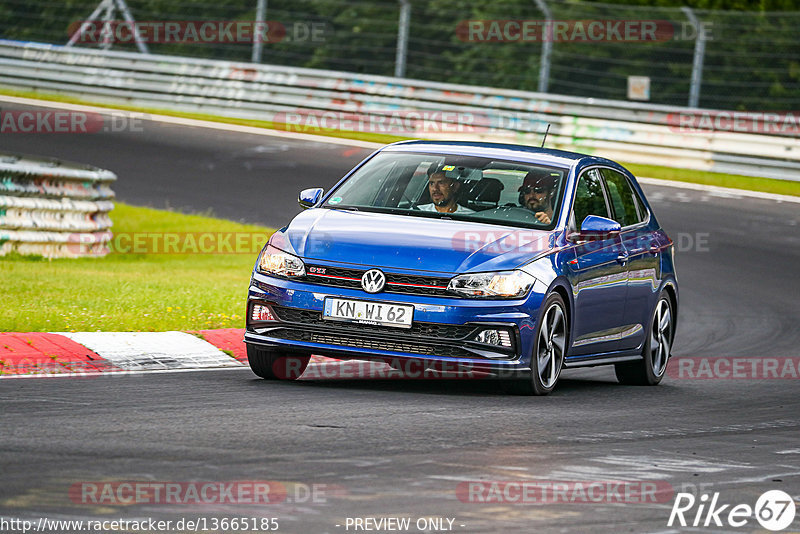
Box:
[464,178,504,203]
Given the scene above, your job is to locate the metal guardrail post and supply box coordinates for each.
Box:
[533,0,552,93]
[252,0,267,64]
[114,0,149,54]
[66,0,111,47]
[66,0,149,54]
[394,0,411,78]
[99,0,115,50]
[682,7,706,109]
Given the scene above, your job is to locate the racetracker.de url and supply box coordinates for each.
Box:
[0,516,279,533]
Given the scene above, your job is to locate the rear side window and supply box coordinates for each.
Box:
[601,169,644,227]
[573,169,609,228]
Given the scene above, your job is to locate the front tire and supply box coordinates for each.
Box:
[246,344,310,380]
[512,293,568,395]
[615,293,674,385]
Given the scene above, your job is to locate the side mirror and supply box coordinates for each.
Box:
[298,187,324,209]
[568,215,621,241]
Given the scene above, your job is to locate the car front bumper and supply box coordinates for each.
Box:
[245,271,545,376]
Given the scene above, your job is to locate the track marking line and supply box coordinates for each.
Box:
[0,95,381,149]
[639,177,799,204]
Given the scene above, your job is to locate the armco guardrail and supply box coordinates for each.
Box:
[0,40,798,181]
[0,152,115,258]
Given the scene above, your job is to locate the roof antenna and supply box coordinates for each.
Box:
[540,124,551,148]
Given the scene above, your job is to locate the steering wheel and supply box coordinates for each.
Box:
[482,206,550,225]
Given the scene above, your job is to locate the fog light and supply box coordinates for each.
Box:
[251,303,276,322]
[474,329,512,348]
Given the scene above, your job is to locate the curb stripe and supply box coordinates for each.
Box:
[57,331,244,371]
[0,332,114,376]
[1,329,336,378]
[193,328,247,363]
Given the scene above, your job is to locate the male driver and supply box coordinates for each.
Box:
[417,171,474,214]
[519,171,556,224]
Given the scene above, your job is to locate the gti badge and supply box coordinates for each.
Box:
[361,269,386,293]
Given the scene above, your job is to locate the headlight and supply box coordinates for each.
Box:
[448,270,535,298]
[257,245,306,277]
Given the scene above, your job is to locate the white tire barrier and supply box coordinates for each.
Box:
[0,153,115,258]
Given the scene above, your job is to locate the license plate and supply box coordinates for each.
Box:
[323,298,414,329]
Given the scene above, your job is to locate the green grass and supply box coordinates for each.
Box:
[623,162,800,197]
[0,203,274,332]
[2,86,797,197]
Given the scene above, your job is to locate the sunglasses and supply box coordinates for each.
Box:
[521,185,547,194]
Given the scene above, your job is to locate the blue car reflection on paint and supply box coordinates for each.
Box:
[245,141,678,395]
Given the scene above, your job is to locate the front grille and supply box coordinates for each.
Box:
[249,302,518,360]
[271,305,478,340]
[305,265,453,297]
[270,328,475,359]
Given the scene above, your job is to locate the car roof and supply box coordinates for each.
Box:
[381,140,613,169]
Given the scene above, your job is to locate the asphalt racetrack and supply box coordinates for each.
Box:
[1,102,799,533]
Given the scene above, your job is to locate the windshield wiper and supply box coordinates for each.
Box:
[330,205,359,211]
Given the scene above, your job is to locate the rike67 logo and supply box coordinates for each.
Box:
[668,490,796,531]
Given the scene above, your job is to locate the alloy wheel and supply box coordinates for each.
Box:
[537,302,566,388]
[650,298,672,377]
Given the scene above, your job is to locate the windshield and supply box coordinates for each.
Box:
[323,152,568,229]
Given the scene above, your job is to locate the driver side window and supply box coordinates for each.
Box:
[573,169,610,229]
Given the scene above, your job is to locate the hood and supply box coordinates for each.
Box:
[270,208,556,274]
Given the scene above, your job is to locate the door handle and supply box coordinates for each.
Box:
[649,243,661,254]
[616,252,629,264]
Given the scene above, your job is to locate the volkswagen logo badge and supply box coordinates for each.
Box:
[361,269,386,293]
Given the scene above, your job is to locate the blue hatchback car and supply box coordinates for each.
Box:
[245,141,678,394]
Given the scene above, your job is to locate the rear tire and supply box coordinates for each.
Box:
[246,344,310,380]
[615,293,674,386]
[511,292,568,395]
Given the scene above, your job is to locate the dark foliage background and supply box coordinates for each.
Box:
[2,0,798,110]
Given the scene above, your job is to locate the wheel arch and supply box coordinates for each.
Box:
[660,278,679,335]
[547,277,574,354]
